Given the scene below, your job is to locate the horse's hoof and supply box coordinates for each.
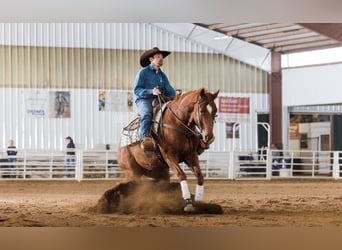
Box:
[182,199,196,213]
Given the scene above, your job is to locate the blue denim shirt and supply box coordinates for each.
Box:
[134,64,176,101]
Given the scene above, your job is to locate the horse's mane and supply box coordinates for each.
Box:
[172,88,209,103]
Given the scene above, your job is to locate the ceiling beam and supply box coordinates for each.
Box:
[245,28,311,42]
[263,36,329,48]
[195,23,342,55]
[281,44,342,54]
[207,23,243,30]
[274,40,339,53]
[298,23,342,42]
[226,23,293,36]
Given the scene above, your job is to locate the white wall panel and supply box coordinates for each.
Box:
[0,23,268,92]
[1,23,197,51]
[283,63,342,106]
[0,23,268,152]
[0,88,136,150]
[0,87,268,151]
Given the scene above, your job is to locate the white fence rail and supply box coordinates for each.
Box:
[1,149,342,181]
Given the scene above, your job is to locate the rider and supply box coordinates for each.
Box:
[133,47,176,151]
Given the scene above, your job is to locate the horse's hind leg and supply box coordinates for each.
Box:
[149,165,170,182]
[97,181,139,213]
[117,146,143,182]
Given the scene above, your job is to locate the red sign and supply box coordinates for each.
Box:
[219,97,250,114]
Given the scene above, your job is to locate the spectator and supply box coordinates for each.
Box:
[7,139,17,178]
[64,136,76,178]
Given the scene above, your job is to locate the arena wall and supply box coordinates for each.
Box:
[0,23,268,151]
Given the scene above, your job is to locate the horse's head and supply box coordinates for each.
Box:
[191,88,219,144]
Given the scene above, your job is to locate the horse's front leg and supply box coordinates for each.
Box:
[185,155,204,201]
[162,156,191,199]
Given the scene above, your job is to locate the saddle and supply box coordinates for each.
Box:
[120,102,168,148]
[120,117,141,147]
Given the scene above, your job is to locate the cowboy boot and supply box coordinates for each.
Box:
[141,137,155,151]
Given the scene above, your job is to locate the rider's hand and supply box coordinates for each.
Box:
[153,87,161,95]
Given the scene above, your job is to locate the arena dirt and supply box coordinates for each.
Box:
[1,179,342,227]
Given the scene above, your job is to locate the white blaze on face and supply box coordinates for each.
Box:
[207,104,213,114]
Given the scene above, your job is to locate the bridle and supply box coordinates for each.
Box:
[158,94,214,140]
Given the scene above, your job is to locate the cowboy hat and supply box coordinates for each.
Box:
[140,47,171,67]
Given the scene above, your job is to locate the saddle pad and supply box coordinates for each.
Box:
[151,102,168,134]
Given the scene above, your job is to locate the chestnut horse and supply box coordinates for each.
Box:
[117,88,219,211]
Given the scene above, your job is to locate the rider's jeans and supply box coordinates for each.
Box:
[135,98,155,138]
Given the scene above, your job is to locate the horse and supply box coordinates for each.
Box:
[117,88,219,212]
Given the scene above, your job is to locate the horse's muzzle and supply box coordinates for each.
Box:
[203,135,215,144]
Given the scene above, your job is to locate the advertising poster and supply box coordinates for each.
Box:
[99,90,134,112]
[49,91,71,118]
[24,90,49,118]
[218,96,250,122]
[99,90,106,111]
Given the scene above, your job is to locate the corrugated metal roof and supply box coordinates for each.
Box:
[196,23,342,54]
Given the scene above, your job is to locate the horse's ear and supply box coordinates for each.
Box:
[199,88,206,98]
[212,89,219,100]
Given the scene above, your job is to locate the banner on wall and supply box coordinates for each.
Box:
[24,90,49,118]
[219,96,250,113]
[99,90,134,112]
[99,91,106,111]
[218,96,250,122]
[49,91,71,118]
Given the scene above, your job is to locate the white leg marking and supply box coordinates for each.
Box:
[195,184,204,201]
[180,180,191,200]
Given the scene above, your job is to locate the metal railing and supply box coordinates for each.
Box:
[0,149,120,181]
[234,149,342,180]
[1,148,342,181]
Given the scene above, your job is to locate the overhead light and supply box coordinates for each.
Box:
[214,35,232,40]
